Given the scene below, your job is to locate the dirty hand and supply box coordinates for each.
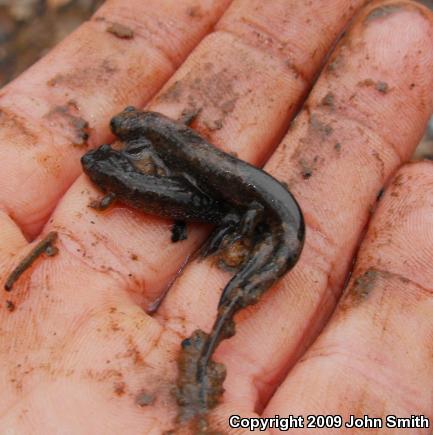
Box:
[1,0,433,433]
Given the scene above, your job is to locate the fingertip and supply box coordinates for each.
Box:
[357,160,433,289]
[315,0,433,160]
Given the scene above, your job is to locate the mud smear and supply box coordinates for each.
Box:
[175,330,226,434]
[4,231,58,292]
[351,268,381,301]
[156,63,240,137]
[44,100,90,147]
[46,58,119,91]
[0,106,37,143]
[292,110,334,180]
[321,92,335,108]
[358,78,389,94]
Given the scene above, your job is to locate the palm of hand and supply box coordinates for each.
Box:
[1,1,433,434]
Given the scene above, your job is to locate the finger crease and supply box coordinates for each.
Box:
[313,105,405,165]
[214,28,309,86]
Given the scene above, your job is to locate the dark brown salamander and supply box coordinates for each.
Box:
[81,107,305,431]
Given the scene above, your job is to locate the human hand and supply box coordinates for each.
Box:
[1,0,433,433]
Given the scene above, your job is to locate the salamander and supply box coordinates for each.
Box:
[81,107,305,432]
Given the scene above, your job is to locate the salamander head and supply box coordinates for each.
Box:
[110,107,164,141]
[81,144,135,190]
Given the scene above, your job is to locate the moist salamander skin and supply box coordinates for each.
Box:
[81,107,305,431]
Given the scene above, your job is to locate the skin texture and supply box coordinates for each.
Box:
[1,0,433,433]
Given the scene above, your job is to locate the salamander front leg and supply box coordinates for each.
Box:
[178,107,202,126]
[172,220,188,242]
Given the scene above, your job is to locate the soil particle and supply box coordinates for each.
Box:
[358,79,389,94]
[375,81,389,94]
[347,268,386,305]
[161,80,183,102]
[326,54,344,74]
[371,149,385,178]
[376,187,385,201]
[392,173,405,187]
[321,92,335,108]
[114,381,126,396]
[5,300,15,312]
[125,336,144,366]
[299,158,313,179]
[106,22,134,39]
[179,106,202,126]
[0,107,37,143]
[309,113,333,137]
[285,60,305,81]
[84,368,123,383]
[220,98,236,114]
[89,192,116,211]
[203,119,223,131]
[186,6,203,18]
[135,390,155,407]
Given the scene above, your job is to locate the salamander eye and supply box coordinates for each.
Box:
[125,145,147,155]
[123,140,152,159]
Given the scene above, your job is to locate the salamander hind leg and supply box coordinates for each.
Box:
[199,212,240,258]
[238,201,264,239]
[215,202,265,270]
[218,231,276,309]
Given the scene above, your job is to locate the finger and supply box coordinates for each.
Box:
[158,0,433,417]
[0,0,231,237]
[266,162,433,431]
